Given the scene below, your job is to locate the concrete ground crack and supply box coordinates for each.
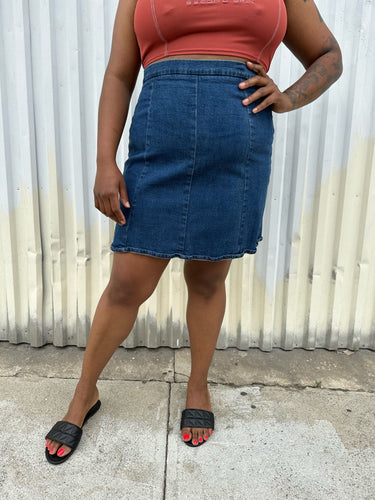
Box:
[162,382,171,500]
[1,374,373,394]
[171,376,375,394]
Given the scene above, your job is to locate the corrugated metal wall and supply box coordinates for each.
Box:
[0,0,374,350]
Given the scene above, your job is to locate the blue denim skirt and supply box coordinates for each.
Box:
[111,59,274,261]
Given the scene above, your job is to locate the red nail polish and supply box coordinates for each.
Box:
[198,437,203,442]
[57,449,64,457]
[209,429,213,435]
[183,433,190,440]
[204,435,208,440]
[193,440,198,445]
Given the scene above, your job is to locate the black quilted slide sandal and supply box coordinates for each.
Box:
[45,399,101,465]
[180,408,215,447]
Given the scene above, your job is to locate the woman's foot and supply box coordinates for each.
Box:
[45,381,99,459]
[181,380,213,446]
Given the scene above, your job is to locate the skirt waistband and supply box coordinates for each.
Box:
[143,59,256,82]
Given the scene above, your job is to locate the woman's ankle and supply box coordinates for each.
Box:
[187,377,208,389]
[74,379,98,399]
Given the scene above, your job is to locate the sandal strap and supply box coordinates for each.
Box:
[180,408,215,430]
[83,400,101,424]
[45,421,83,450]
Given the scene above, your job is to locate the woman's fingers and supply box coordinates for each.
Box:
[239,60,292,113]
[95,194,125,225]
[119,178,130,209]
[246,60,267,76]
[94,194,106,218]
[238,61,274,110]
[101,197,113,219]
[247,94,274,113]
[241,84,273,105]
[109,195,126,225]
[240,79,276,108]
[238,60,267,92]
[93,165,130,225]
[239,75,267,90]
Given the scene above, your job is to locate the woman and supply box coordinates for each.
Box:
[45,0,342,463]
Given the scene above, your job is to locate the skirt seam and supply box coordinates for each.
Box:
[128,81,154,220]
[181,76,198,253]
[238,102,253,250]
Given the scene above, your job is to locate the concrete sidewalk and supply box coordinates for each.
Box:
[0,343,374,499]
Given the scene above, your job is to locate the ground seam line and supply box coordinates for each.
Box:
[162,381,171,500]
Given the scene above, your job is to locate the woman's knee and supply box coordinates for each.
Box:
[186,276,223,299]
[106,276,153,307]
[106,253,169,307]
[184,260,231,300]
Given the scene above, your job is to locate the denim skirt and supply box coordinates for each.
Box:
[111,59,274,261]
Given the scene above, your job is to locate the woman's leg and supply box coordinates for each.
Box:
[180,259,232,445]
[46,252,169,458]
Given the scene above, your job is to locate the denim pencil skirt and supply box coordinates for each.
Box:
[111,59,274,261]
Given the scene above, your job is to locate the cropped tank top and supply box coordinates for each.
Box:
[134,0,287,71]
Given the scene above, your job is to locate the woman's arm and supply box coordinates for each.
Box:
[239,0,343,113]
[95,0,141,225]
[281,0,343,110]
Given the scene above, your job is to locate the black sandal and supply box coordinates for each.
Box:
[180,408,215,447]
[45,399,101,464]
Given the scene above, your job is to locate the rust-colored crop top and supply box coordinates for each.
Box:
[134,0,287,71]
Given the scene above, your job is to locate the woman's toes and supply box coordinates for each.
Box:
[197,429,205,444]
[191,429,200,446]
[56,446,71,458]
[181,426,211,445]
[181,428,192,442]
[48,441,58,454]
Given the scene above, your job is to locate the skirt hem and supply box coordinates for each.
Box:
[110,242,262,261]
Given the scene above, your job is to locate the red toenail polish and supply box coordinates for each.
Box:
[193,440,198,445]
[183,433,190,440]
[199,437,203,442]
[57,449,64,457]
[209,429,213,434]
[204,435,208,440]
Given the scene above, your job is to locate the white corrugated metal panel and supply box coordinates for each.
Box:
[0,0,374,350]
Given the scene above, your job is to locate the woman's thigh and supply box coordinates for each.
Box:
[107,252,170,305]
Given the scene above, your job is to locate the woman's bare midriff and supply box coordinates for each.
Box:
[149,54,257,66]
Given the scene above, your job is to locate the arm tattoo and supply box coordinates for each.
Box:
[284,35,343,110]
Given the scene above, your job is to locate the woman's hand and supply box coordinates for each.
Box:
[239,61,293,114]
[93,163,130,226]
